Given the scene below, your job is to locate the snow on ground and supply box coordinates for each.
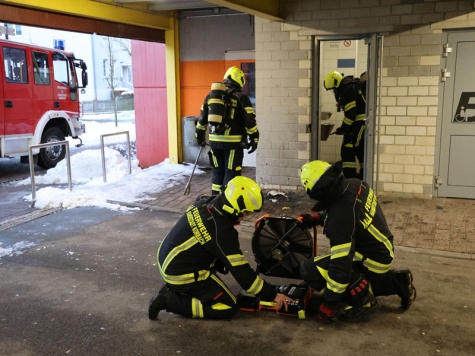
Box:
[15,111,203,210]
[0,241,37,259]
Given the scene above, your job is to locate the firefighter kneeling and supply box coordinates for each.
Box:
[149,176,293,320]
[298,160,417,323]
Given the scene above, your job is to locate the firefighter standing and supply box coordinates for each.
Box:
[148,176,292,320]
[298,160,416,323]
[324,70,366,179]
[195,66,259,195]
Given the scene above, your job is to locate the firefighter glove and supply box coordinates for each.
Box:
[247,142,258,154]
[298,213,324,228]
[318,302,338,324]
[215,259,229,275]
[335,126,346,135]
[196,135,207,147]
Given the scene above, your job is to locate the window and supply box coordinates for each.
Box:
[32,51,50,85]
[15,25,22,36]
[241,62,256,108]
[103,59,108,77]
[3,46,28,84]
[52,51,72,86]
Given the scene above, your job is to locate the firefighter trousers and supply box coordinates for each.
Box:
[300,255,400,299]
[341,123,365,179]
[208,147,244,194]
[166,273,239,319]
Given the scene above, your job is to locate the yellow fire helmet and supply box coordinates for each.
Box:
[323,70,343,90]
[223,176,263,216]
[300,160,331,192]
[223,66,245,88]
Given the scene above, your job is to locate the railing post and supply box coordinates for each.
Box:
[100,131,132,183]
[28,140,72,205]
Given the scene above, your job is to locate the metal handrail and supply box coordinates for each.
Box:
[28,140,72,203]
[100,131,132,182]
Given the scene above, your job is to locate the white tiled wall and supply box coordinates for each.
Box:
[319,39,368,164]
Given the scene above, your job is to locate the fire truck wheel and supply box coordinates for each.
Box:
[37,127,66,169]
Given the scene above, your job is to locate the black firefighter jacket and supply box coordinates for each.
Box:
[337,76,366,135]
[195,90,259,150]
[310,162,394,305]
[157,195,277,302]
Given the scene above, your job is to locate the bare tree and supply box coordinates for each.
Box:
[103,37,119,127]
[111,38,131,57]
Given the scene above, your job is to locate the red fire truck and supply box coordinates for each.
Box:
[0,39,88,169]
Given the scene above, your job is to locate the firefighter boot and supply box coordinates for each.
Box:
[335,275,380,323]
[148,283,170,320]
[394,270,416,310]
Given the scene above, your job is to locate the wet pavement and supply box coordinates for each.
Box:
[1,166,475,355]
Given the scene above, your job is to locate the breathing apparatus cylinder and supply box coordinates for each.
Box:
[208,82,228,128]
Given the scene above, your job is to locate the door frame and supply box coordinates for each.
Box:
[311,33,381,189]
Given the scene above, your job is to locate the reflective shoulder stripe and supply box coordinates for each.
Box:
[247,276,264,295]
[227,254,248,267]
[192,297,204,318]
[330,242,351,259]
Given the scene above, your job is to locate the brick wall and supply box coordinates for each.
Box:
[255,0,475,197]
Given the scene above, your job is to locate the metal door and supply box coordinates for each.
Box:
[436,31,475,198]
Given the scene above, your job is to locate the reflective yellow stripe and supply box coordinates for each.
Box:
[192,297,204,318]
[247,276,264,295]
[211,274,236,303]
[313,253,330,262]
[317,266,347,294]
[344,101,356,111]
[343,162,357,168]
[212,183,221,192]
[246,125,258,134]
[196,122,207,131]
[354,252,363,261]
[227,254,248,267]
[245,106,255,115]
[228,149,235,170]
[343,117,353,125]
[367,224,394,259]
[161,237,198,273]
[208,98,224,105]
[209,134,243,143]
[211,303,232,310]
[363,257,392,274]
[161,269,210,285]
[330,242,351,259]
[355,114,365,121]
[355,125,365,147]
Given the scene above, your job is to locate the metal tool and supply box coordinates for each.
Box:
[183,144,205,196]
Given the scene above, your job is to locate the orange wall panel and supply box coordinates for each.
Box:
[180,59,255,118]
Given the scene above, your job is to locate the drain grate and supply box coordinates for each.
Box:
[0,208,62,231]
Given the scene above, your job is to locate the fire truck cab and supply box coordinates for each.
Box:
[0,39,87,169]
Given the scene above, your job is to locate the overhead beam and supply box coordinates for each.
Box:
[205,0,282,21]
[0,0,173,30]
[0,4,165,42]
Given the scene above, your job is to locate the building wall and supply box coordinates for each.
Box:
[179,14,255,117]
[132,40,168,168]
[255,0,475,197]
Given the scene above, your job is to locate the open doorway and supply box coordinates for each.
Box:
[312,35,380,188]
